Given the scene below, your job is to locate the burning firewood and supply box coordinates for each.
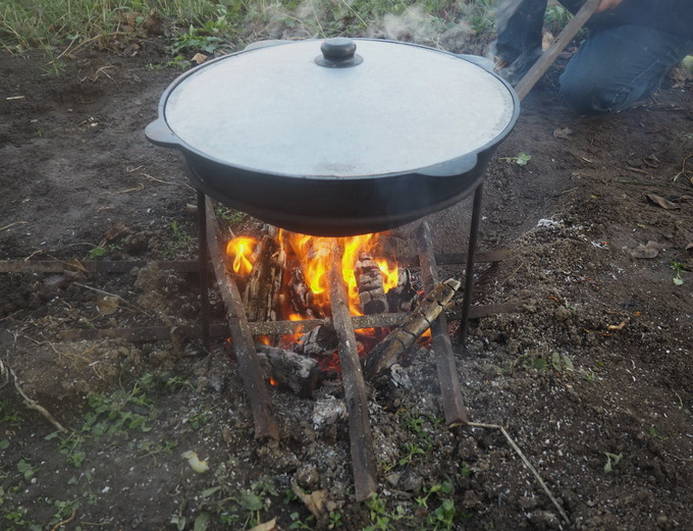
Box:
[298,325,337,357]
[363,278,461,379]
[243,233,285,322]
[356,254,388,314]
[288,268,318,318]
[256,345,321,398]
[386,268,418,312]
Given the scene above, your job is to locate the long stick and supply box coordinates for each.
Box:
[514,0,601,100]
[0,359,68,433]
[467,422,569,523]
[205,197,279,441]
[417,222,468,426]
[329,241,377,501]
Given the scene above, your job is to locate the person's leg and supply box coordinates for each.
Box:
[559,25,689,113]
[495,0,548,65]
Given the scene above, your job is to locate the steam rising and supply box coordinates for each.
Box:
[251,1,482,54]
[368,6,471,52]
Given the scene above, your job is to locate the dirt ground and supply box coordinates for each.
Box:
[1,40,691,531]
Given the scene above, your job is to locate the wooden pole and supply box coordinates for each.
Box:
[205,197,279,441]
[328,241,377,501]
[417,221,469,426]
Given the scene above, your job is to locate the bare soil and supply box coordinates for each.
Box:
[1,42,691,531]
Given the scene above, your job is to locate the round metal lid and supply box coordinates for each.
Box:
[163,39,516,179]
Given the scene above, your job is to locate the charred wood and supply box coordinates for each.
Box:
[243,234,285,323]
[386,268,418,313]
[329,242,377,501]
[298,325,338,358]
[288,268,317,318]
[256,345,321,398]
[363,278,461,380]
[356,254,387,315]
[54,303,521,343]
[417,221,468,426]
[205,197,279,441]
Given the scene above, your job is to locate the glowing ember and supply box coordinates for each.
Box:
[226,236,257,275]
[268,377,278,386]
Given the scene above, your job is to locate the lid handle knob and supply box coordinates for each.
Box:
[315,38,363,68]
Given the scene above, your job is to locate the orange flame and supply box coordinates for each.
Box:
[228,230,399,334]
[225,236,257,275]
[268,377,278,386]
[375,258,399,293]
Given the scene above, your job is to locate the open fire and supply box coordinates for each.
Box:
[227,230,399,317]
[224,228,425,386]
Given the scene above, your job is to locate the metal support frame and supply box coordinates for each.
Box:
[459,184,484,347]
[197,191,211,349]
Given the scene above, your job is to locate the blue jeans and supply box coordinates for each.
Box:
[559,25,690,113]
[496,0,690,113]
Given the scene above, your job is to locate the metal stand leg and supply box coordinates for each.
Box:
[197,190,211,349]
[459,184,483,347]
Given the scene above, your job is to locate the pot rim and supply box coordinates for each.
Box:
[147,38,520,182]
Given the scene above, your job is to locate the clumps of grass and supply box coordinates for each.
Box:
[2,0,503,57]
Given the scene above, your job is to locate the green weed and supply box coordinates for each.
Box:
[603,452,623,473]
[16,458,37,481]
[364,493,408,531]
[671,261,685,286]
[215,205,246,224]
[500,152,532,166]
[0,400,23,427]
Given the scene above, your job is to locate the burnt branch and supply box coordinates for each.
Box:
[417,221,468,426]
[206,197,279,441]
[256,345,321,398]
[329,241,377,501]
[356,254,388,315]
[363,278,461,380]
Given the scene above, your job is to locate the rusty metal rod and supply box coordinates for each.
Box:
[459,184,484,347]
[197,190,211,349]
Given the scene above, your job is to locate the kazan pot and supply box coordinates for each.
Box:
[146,38,519,236]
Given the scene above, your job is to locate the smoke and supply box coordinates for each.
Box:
[368,5,472,52]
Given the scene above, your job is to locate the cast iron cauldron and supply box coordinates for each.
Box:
[146,38,519,236]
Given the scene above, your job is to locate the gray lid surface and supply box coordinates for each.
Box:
[164,39,515,178]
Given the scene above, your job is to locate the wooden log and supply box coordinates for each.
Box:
[243,234,284,322]
[288,267,317,317]
[363,278,461,380]
[299,325,338,357]
[356,254,388,315]
[205,197,279,441]
[386,268,418,313]
[53,303,522,343]
[329,241,377,501]
[0,249,510,276]
[0,259,201,274]
[417,221,469,426]
[256,345,321,398]
[0,250,509,276]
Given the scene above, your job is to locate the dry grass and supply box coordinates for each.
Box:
[0,0,486,52]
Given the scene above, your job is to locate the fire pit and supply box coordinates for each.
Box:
[146,38,519,500]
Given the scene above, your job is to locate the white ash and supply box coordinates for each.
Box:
[312,396,347,430]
